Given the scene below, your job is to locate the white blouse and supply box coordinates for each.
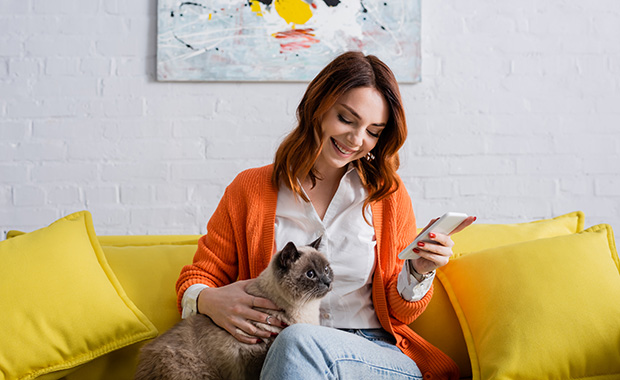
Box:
[181,167,434,324]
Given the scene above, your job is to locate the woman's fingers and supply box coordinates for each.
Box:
[414,245,450,267]
[220,307,280,343]
[197,279,289,343]
[251,295,280,313]
[411,216,477,275]
[249,295,286,328]
[449,216,477,235]
[412,233,453,273]
[426,232,454,249]
[230,322,262,344]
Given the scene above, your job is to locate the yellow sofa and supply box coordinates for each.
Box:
[2,211,619,380]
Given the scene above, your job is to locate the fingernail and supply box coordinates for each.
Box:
[417,241,425,247]
[412,248,420,253]
[282,323,289,327]
[271,332,279,337]
[428,233,436,239]
[474,216,477,221]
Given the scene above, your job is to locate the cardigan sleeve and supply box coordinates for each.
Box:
[387,277,434,325]
[379,182,435,325]
[175,184,240,314]
[174,165,276,315]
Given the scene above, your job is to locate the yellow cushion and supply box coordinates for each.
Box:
[0,211,158,380]
[409,211,584,378]
[65,241,197,379]
[450,210,584,257]
[5,231,201,248]
[437,224,620,380]
[97,235,200,247]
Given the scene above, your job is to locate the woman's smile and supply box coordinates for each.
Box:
[331,137,357,156]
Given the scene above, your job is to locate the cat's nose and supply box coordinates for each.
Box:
[321,275,332,288]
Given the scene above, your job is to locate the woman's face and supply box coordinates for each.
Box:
[315,86,389,174]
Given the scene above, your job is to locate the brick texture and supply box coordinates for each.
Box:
[1,0,619,236]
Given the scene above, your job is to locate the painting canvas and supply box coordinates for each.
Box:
[157,0,421,83]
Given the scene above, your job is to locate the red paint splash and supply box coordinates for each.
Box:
[273,28,320,52]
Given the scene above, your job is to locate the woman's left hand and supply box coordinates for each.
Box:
[411,216,476,274]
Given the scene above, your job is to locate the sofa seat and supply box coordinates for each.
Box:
[2,210,619,380]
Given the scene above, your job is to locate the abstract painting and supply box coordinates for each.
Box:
[157,0,421,83]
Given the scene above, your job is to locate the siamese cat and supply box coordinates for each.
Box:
[135,238,333,380]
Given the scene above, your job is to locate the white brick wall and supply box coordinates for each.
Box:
[1,0,619,238]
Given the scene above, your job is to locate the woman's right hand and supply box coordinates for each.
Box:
[197,279,284,344]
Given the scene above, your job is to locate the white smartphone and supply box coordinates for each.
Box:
[398,212,469,260]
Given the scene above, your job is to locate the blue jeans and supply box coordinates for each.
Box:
[261,324,423,380]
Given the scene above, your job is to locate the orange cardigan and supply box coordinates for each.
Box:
[176,164,459,380]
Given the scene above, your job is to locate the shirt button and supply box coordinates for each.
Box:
[322,313,330,319]
[401,338,410,348]
[424,372,432,379]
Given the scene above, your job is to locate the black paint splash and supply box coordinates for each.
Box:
[170,2,212,51]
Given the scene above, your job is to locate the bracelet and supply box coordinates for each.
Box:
[410,262,434,282]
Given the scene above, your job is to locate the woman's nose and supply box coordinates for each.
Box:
[347,129,364,147]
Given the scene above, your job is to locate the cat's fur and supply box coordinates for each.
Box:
[134,238,333,380]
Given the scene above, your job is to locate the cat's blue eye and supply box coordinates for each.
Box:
[306,270,316,279]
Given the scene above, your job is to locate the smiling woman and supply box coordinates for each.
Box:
[174,51,473,379]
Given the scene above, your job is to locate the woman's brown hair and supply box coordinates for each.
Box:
[272,51,407,206]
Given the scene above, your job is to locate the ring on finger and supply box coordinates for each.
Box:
[265,315,272,325]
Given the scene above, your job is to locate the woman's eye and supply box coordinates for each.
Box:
[337,114,352,124]
[367,130,380,138]
[306,270,316,279]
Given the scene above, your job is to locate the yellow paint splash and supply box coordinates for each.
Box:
[250,0,263,17]
[274,0,313,26]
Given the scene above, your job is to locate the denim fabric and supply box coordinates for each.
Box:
[261,324,423,380]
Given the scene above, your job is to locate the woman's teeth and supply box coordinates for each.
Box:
[332,138,354,155]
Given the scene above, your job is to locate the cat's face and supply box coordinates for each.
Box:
[275,241,333,301]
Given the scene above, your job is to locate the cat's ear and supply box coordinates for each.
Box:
[279,241,301,269]
[309,236,322,250]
